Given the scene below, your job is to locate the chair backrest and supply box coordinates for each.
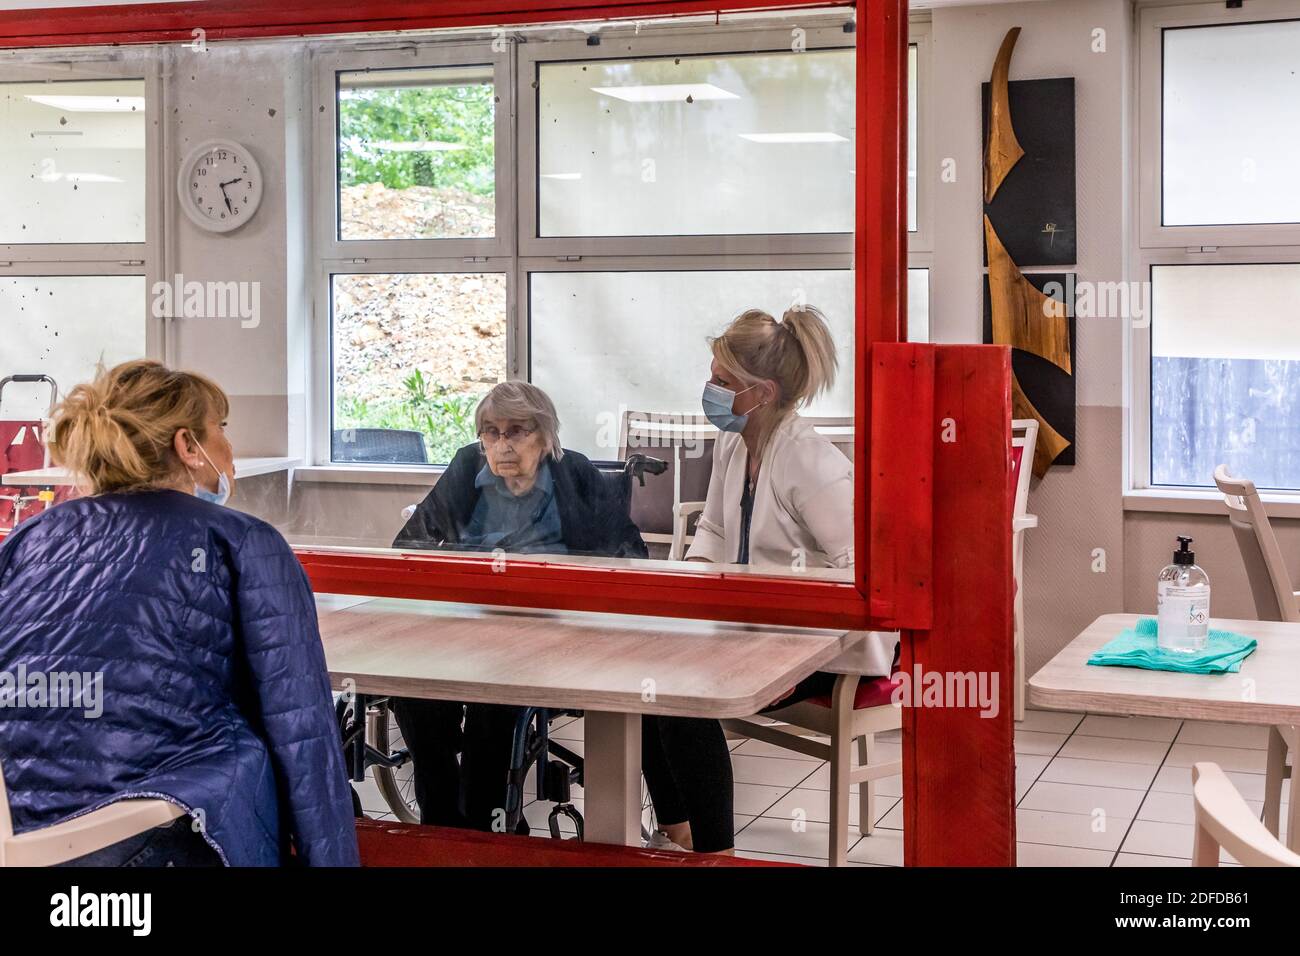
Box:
[1213,465,1300,624]
[0,753,184,867]
[1193,762,1300,867]
[332,428,429,465]
[619,410,716,536]
[1010,418,1038,526]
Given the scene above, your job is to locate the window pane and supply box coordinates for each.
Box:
[337,66,495,240]
[907,267,929,342]
[1,276,146,418]
[908,43,918,234]
[538,48,854,236]
[530,270,854,459]
[1150,264,1300,490]
[331,272,507,463]
[1163,21,1300,226]
[0,80,146,244]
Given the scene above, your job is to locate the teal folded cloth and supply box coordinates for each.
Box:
[1087,617,1257,674]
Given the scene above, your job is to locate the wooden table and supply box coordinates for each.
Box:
[314,594,863,845]
[1029,613,1300,726]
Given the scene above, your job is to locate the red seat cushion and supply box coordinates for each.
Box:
[808,674,902,711]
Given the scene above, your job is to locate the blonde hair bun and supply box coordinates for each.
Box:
[49,360,229,496]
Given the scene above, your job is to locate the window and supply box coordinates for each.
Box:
[1136,1,1300,493]
[537,48,855,237]
[318,17,866,473]
[336,65,496,241]
[905,20,931,337]
[0,66,155,413]
[530,269,853,458]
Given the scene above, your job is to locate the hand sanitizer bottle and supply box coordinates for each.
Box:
[1157,536,1211,653]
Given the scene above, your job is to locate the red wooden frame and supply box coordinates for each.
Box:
[0,0,1017,865]
[0,0,890,633]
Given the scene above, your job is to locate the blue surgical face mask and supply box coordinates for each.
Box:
[190,440,232,507]
[701,381,762,433]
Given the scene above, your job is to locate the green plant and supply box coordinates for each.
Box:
[338,84,495,196]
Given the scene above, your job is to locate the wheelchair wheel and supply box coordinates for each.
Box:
[367,699,420,824]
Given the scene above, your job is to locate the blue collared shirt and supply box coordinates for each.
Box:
[461,459,567,554]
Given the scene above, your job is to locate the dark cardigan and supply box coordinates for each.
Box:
[392,442,648,560]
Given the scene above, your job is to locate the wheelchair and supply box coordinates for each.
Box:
[338,453,667,839]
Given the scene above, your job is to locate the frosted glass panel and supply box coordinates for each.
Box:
[1150,264,1300,490]
[0,80,147,244]
[908,43,917,234]
[1163,21,1300,226]
[538,49,855,236]
[530,270,853,458]
[907,267,929,343]
[1,276,146,419]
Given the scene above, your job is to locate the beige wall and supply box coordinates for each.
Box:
[927,0,1298,679]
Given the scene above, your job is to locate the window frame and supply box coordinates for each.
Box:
[314,12,870,468]
[0,0,906,632]
[0,53,165,361]
[1131,0,1300,499]
[516,20,856,258]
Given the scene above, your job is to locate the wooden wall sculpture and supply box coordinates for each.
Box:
[980,27,1078,477]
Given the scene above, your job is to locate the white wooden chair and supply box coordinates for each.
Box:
[722,635,902,867]
[1193,762,1300,866]
[1213,465,1300,849]
[618,409,716,559]
[0,755,183,866]
[1010,419,1039,721]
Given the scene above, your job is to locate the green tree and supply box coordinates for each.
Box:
[339,84,494,195]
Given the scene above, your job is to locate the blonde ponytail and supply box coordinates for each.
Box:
[709,304,840,457]
[48,360,229,495]
[778,305,838,404]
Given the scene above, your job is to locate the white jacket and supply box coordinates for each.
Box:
[686,413,897,676]
[687,413,853,570]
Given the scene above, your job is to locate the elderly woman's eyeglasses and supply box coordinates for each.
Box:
[479,425,536,446]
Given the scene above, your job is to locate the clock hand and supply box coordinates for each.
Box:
[218,182,233,214]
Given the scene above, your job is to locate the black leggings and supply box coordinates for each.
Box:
[389,696,526,832]
[641,670,839,852]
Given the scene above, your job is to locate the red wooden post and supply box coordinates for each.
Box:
[886,344,1015,866]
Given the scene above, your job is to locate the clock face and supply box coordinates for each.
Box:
[179,140,263,233]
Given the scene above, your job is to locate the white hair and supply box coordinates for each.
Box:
[474,381,564,460]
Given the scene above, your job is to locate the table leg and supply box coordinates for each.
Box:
[583,710,641,846]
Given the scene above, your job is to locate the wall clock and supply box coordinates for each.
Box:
[177,139,263,233]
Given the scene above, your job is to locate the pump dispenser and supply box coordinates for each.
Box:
[1156,536,1211,653]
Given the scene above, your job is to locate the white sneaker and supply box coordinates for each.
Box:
[645,829,689,852]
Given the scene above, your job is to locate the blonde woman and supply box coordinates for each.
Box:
[0,360,358,867]
[642,306,896,853]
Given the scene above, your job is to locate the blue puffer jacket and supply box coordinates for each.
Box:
[0,489,359,866]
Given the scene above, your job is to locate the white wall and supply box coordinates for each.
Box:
[927,0,1300,676]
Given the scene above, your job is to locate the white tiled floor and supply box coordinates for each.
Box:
[352,709,1287,866]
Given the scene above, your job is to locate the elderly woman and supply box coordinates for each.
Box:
[388,381,646,831]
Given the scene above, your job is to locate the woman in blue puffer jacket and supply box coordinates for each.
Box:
[0,360,358,866]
